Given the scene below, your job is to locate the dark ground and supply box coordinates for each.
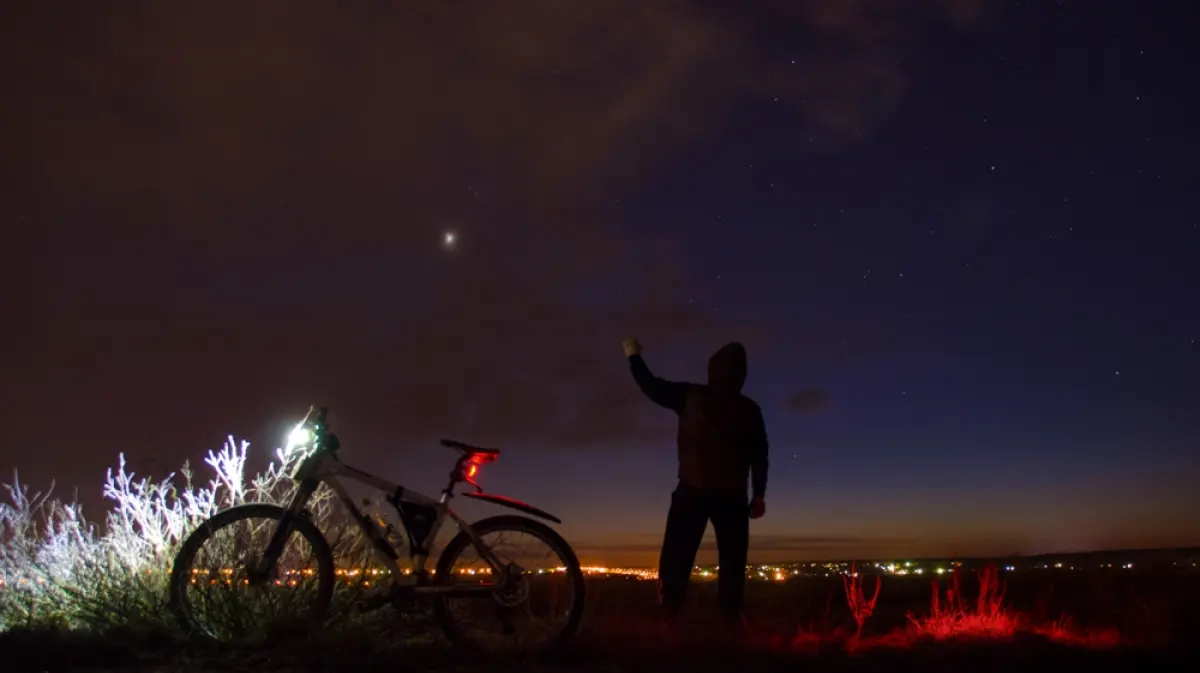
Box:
[5,567,1199,672]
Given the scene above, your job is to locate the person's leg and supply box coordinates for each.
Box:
[711,491,750,622]
[657,484,709,616]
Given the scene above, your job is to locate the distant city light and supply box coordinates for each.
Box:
[1,556,1173,593]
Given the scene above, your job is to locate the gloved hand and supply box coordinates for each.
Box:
[622,336,643,358]
[749,497,766,519]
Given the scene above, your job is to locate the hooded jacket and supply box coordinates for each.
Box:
[628,342,769,497]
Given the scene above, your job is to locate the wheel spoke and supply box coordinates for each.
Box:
[170,506,333,642]
[435,519,583,654]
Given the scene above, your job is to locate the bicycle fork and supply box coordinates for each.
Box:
[250,479,319,584]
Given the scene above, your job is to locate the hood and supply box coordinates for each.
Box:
[707,342,747,393]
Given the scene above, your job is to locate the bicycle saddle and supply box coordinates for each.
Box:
[440,438,501,457]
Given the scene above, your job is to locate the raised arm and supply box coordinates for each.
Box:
[628,353,689,414]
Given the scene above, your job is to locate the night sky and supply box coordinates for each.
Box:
[3,1,1198,567]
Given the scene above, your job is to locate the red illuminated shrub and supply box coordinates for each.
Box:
[841,564,881,638]
[906,564,1019,639]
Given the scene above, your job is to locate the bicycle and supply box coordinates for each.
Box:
[168,405,586,652]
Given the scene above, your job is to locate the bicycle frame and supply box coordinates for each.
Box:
[263,450,506,598]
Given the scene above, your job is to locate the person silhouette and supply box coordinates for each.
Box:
[621,336,768,625]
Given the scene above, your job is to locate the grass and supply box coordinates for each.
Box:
[2,437,1197,671]
[1,574,1195,673]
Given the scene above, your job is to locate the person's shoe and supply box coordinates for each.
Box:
[660,602,683,621]
[720,613,750,646]
[652,606,687,647]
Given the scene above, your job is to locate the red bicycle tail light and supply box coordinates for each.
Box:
[460,452,494,491]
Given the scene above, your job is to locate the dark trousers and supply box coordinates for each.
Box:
[657,483,749,619]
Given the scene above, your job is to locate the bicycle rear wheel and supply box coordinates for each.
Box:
[433,514,585,653]
[168,503,335,641]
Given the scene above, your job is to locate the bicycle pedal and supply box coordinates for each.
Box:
[388,587,422,608]
[391,598,423,613]
[496,608,517,636]
[357,594,393,613]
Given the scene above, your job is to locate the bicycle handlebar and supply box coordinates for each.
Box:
[303,405,329,428]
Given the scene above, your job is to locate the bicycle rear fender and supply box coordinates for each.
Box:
[461,492,563,525]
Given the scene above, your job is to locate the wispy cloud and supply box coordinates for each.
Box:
[0,1,996,491]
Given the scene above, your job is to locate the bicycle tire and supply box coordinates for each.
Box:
[433,514,586,652]
[168,503,335,640]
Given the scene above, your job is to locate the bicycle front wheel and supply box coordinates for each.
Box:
[168,503,335,641]
[434,514,586,653]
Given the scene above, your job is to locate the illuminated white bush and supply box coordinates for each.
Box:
[0,435,343,631]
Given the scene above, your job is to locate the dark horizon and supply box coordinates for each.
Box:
[3,1,1198,566]
[674,545,1200,570]
[573,540,1200,570]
